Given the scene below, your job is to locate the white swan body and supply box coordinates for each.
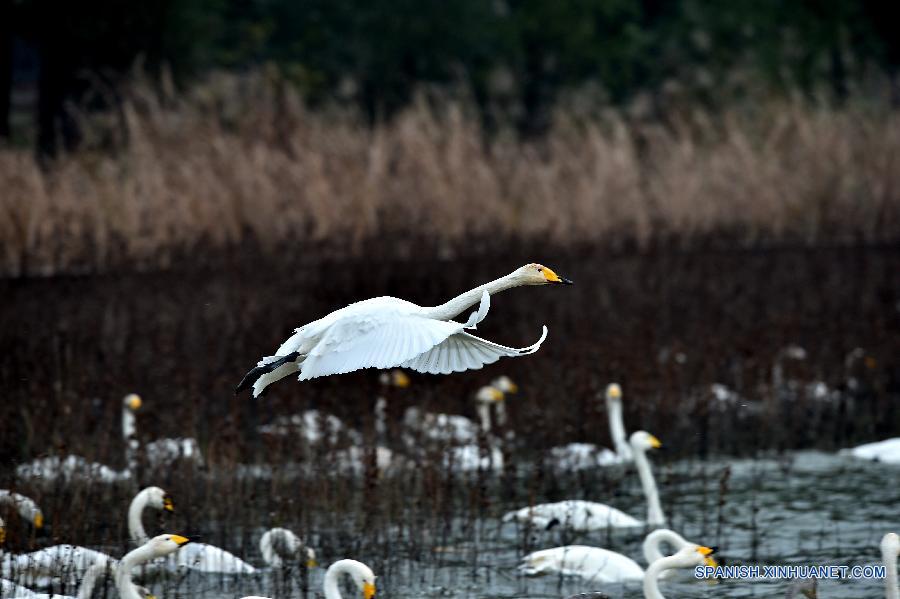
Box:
[258,410,363,445]
[442,444,504,472]
[643,545,716,599]
[259,528,317,568]
[237,263,571,397]
[520,545,644,583]
[405,385,506,445]
[504,431,665,531]
[121,393,204,469]
[166,541,256,573]
[548,384,631,470]
[842,439,900,464]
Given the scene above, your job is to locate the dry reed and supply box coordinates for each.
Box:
[1,72,898,277]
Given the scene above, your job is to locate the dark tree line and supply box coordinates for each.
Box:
[1,0,898,156]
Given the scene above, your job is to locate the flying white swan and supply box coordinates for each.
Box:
[883,532,899,599]
[259,528,317,568]
[548,383,632,470]
[241,558,376,599]
[519,529,700,583]
[504,431,665,531]
[236,263,571,397]
[1,486,172,587]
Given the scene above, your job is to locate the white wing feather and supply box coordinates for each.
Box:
[400,326,548,375]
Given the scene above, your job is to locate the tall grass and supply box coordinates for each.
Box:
[1,72,898,277]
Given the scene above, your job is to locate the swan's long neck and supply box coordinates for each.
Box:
[260,528,300,567]
[476,403,492,433]
[323,561,351,599]
[642,554,681,599]
[122,408,139,471]
[116,544,155,599]
[642,529,687,565]
[633,446,665,526]
[884,544,899,599]
[606,397,628,458]
[77,563,112,599]
[127,490,150,546]
[421,273,522,321]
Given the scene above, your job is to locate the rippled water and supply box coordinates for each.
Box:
[131,451,897,599]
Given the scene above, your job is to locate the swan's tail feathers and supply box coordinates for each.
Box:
[235,352,302,397]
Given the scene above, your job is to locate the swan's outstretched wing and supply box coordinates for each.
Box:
[399,326,548,375]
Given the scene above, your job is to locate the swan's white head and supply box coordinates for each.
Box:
[124,393,142,411]
[476,386,505,403]
[512,263,573,286]
[491,376,518,394]
[606,383,622,400]
[145,486,174,512]
[630,430,662,452]
[379,369,411,388]
[148,533,191,557]
[673,545,717,568]
[882,532,900,560]
[333,559,376,599]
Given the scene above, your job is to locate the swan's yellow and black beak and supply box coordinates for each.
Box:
[163,495,175,512]
[171,534,191,546]
[0,525,6,545]
[363,581,376,599]
[698,545,717,567]
[34,511,44,529]
[306,557,318,568]
[648,434,662,449]
[393,370,411,388]
[541,266,573,285]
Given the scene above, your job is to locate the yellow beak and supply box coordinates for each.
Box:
[648,434,662,449]
[363,582,376,599]
[34,512,44,529]
[128,395,142,410]
[163,497,174,512]
[394,371,411,388]
[0,527,6,544]
[306,558,318,568]
[170,534,190,546]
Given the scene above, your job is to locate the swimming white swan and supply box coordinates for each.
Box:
[404,385,506,445]
[117,534,190,599]
[504,431,665,531]
[241,558,376,599]
[841,438,900,464]
[519,529,700,583]
[122,393,204,469]
[883,532,899,599]
[642,545,716,599]
[1,486,172,587]
[548,383,632,470]
[0,491,44,530]
[259,528,317,568]
[236,263,571,397]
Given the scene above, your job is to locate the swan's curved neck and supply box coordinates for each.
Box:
[885,545,899,599]
[127,490,150,546]
[642,554,680,599]
[633,446,665,526]
[642,529,686,565]
[476,402,492,433]
[122,407,139,471]
[117,544,155,599]
[421,273,521,321]
[606,397,628,458]
[77,563,111,599]
[323,561,350,599]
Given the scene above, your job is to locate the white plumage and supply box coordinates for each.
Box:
[237,263,571,397]
[841,438,900,464]
[504,431,665,531]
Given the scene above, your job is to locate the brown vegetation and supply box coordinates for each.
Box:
[1,72,899,277]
